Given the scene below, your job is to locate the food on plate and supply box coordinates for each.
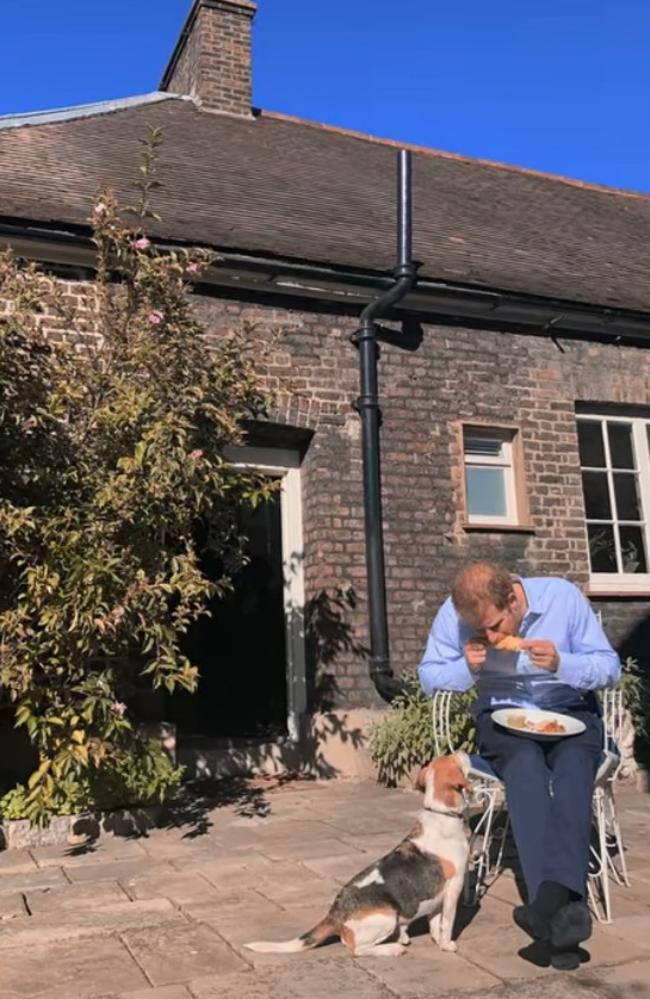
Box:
[493,635,523,652]
[507,713,566,735]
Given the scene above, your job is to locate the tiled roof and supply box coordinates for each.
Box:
[2,94,650,311]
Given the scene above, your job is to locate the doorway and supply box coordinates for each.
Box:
[165,447,305,742]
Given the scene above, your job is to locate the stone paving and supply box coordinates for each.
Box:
[2,777,650,999]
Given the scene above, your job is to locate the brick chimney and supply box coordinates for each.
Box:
[160,0,257,117]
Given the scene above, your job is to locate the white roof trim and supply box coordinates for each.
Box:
[0,92,189,130]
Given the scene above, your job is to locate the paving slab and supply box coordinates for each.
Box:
[0,849,38,876]
[362,940,503,997]
[583,921,650,968]
[193,902,331,969]
[0,890,27,920]
[598,958,650,996]
[601,912,650,953]
[0,936,148,998]
[31,840,150,869]
[119,987,193,999]
[301,851,375,885]
[0,898,182,949]
[64,859,164,884]
[189,957,387,999]
[0,866,67,895]
[25,879,128,914]
[121,922,248,985]
[120,870,221,906]
[253,836,362,863]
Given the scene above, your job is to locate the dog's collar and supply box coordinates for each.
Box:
[423,805,466,819]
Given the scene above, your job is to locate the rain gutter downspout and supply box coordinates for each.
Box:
[352,150,418,703]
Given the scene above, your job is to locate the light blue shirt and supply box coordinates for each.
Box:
[418,577,620,709]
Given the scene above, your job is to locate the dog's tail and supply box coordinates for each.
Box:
[244,915,338,954]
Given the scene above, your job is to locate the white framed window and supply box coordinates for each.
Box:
[577,413,650,593]
[462,425,524,527]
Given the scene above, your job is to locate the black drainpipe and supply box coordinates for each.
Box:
[351,150,418,703]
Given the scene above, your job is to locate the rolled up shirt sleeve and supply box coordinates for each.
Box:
[555,586,621,690]
[418,598,476,695]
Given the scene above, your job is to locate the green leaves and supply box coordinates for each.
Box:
[368,681,477,787]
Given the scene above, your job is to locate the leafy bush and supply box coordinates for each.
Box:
[368,680,477,786]
[619,656,647,739]
[0,738,182,820]
[0,131,274,823]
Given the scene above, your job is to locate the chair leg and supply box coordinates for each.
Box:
[604,785,630,888]
[591,788,612,924]
[466,786,505,904]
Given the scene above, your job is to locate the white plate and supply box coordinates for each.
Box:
[491,708,586,740]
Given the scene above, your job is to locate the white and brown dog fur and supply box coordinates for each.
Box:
[245,751,470,958]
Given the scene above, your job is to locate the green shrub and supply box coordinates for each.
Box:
[368,680,477,786]
[619,656,646,739]
[0,738,182,820]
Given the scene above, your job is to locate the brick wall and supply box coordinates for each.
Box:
[5,272,650,708]
[191,294,650,707]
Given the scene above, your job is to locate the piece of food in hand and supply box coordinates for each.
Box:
[493,635,523,652]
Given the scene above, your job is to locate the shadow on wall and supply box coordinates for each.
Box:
[303,586,369,711]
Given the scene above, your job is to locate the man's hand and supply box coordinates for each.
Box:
[464,639,487,674]
[521,639,560,672]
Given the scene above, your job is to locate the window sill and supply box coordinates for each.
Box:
[587,590,650,599]
[462,522,536,534]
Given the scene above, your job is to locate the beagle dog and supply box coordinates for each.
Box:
[245,751,470,958]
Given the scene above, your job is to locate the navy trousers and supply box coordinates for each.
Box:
[476,710,603,902]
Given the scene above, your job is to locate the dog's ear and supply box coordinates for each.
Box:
[415,764,430,792]
[450,755,470,790]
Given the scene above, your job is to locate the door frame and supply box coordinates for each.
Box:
[224,445,306,741]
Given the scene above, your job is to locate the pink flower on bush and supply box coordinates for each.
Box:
[190,449,203,461]
[93,202,108,217]
[186,263,200,275]
[111,701,127,716]
[134,237,151,250]
[148,310,163,325]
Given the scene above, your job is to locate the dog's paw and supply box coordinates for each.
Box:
[440,940,458,953]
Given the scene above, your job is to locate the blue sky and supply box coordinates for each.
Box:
[1,0,649,193]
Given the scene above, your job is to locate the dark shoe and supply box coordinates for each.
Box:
[548,902,592,971]
[549,901,592,949]
[549,948,581,971]
[513,903,550,941]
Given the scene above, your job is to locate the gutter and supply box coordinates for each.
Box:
[3,219,650,346]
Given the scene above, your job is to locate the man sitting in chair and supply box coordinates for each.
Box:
[418,561,620,971]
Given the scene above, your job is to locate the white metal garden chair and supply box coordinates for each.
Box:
[587,686,631,923]
[431,686,630,920]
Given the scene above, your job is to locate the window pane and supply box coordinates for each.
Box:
[587,524,618,573]
[466,466,507,518]
[613,473,642,522]
[578,421,605,468]
[619,525,648,574]
[582,471,612,520]
[607,423,635,469]
[463,430,507,459]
